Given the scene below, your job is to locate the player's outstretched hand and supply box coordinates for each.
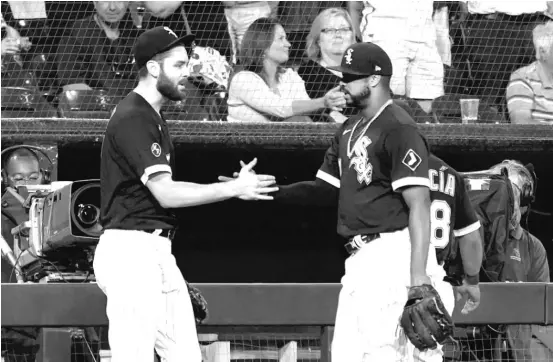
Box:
[323,86,346,112]
[218,160,248,182]
[454,281,481,315]
[232,158,278,201]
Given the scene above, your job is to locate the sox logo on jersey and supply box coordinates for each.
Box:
[349,136,373,185]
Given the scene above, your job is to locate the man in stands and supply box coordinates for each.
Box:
[506,21,553,124]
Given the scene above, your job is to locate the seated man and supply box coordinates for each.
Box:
[1,147,48,362]
[506,21,553,124]
[56,1,141,98]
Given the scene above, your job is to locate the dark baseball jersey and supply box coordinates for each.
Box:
[316,100,431,237]
[100,91,176,230]
[428,155,481,263]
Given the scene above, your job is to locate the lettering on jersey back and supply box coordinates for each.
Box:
[429,167,455,197]
[349,136,373,185]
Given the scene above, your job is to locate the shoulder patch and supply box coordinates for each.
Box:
[402,149,422,171]
[151,143,162,157]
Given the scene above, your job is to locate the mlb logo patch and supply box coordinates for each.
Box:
[402,149,422,171]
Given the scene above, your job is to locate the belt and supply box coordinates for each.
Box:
[344,234,380,255]
[143,228,176,240]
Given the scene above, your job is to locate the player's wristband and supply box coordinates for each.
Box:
[464,273,479,285]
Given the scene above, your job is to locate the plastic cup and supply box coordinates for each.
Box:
[459,98,480,124]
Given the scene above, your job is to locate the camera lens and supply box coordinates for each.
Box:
[77,204,99,225]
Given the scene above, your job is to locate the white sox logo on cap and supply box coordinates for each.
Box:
[345,48,353,65]
[164,26,177,38]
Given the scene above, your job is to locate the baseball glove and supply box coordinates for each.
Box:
[186,281,208,324]
[400,284,454,350]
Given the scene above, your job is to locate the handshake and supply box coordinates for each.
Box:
[218,158,279,201]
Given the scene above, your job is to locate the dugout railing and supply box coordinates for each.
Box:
[2,282,553,362]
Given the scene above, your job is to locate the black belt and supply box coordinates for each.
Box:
[344,234,380,255]
[143,228,176,240]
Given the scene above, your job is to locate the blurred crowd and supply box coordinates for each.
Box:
[1,0,552,124]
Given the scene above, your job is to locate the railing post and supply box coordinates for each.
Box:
[320,326,334,362]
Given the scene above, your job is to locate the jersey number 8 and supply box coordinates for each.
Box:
[430,199,451,249]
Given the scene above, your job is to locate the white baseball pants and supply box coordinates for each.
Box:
[331,228,454,362]
[93,229,201,362]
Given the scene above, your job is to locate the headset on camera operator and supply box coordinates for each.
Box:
[1,145,53,362]
[488,160,551,362]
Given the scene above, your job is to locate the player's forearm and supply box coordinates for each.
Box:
[273,180,338,206]
[408,199,431,281]
[157,180,239,208]
[459,230,483,278]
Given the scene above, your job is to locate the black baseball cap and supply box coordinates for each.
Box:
[133,26,195,69]
[328,42,393,83]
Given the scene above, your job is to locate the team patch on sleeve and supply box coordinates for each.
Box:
[151,143,162,157]
[402,149,422,171]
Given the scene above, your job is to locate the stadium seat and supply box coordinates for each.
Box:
[57,89,120,119]
[0,86,58,118]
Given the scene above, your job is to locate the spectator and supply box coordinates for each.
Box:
[1,11,34,88]
[143,1,232,59]
[223,1,276,65]
[348,0,444,113]
[457,1,550,109]
[488,160,550,362]
[227,17,345,122]
[297,7,356,122]
[278,1,344,65]
[56,1,140,97]
[506,21,553,124]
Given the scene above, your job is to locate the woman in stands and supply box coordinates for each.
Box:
[227,17,346,122]
[297,8,357,122]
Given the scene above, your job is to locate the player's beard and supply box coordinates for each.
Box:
[349,84,372,108]
[157,71,186,102]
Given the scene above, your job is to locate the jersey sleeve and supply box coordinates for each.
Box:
[453,173,481,237]
[316,128,341,188]
[112,115,171,185]
[384,126,430,191]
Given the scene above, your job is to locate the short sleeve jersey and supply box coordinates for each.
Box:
[316,100,431,237]
[100,92,176,230]
[428,155,481,263]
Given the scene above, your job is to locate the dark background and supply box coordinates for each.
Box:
[59,144,553,283]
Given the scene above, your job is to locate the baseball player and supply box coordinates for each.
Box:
[416,154,483,361]
[222,42,436,360]
[95,26,278,362]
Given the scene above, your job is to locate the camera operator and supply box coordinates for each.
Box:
[1,146,46,282]
[1,146,48,362]
[488,160,550,361]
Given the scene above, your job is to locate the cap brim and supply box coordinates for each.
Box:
[326,65,371,76]
[160,33,196,53]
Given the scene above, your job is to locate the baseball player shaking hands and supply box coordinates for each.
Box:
[96,27,278,362]
[221,43,482,361]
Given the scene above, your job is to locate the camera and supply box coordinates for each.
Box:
[10,180,102,283]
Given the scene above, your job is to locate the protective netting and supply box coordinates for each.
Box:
[2,326,553,362]
[1,1,552,124]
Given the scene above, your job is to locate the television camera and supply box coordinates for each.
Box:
[3,180,102,283]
